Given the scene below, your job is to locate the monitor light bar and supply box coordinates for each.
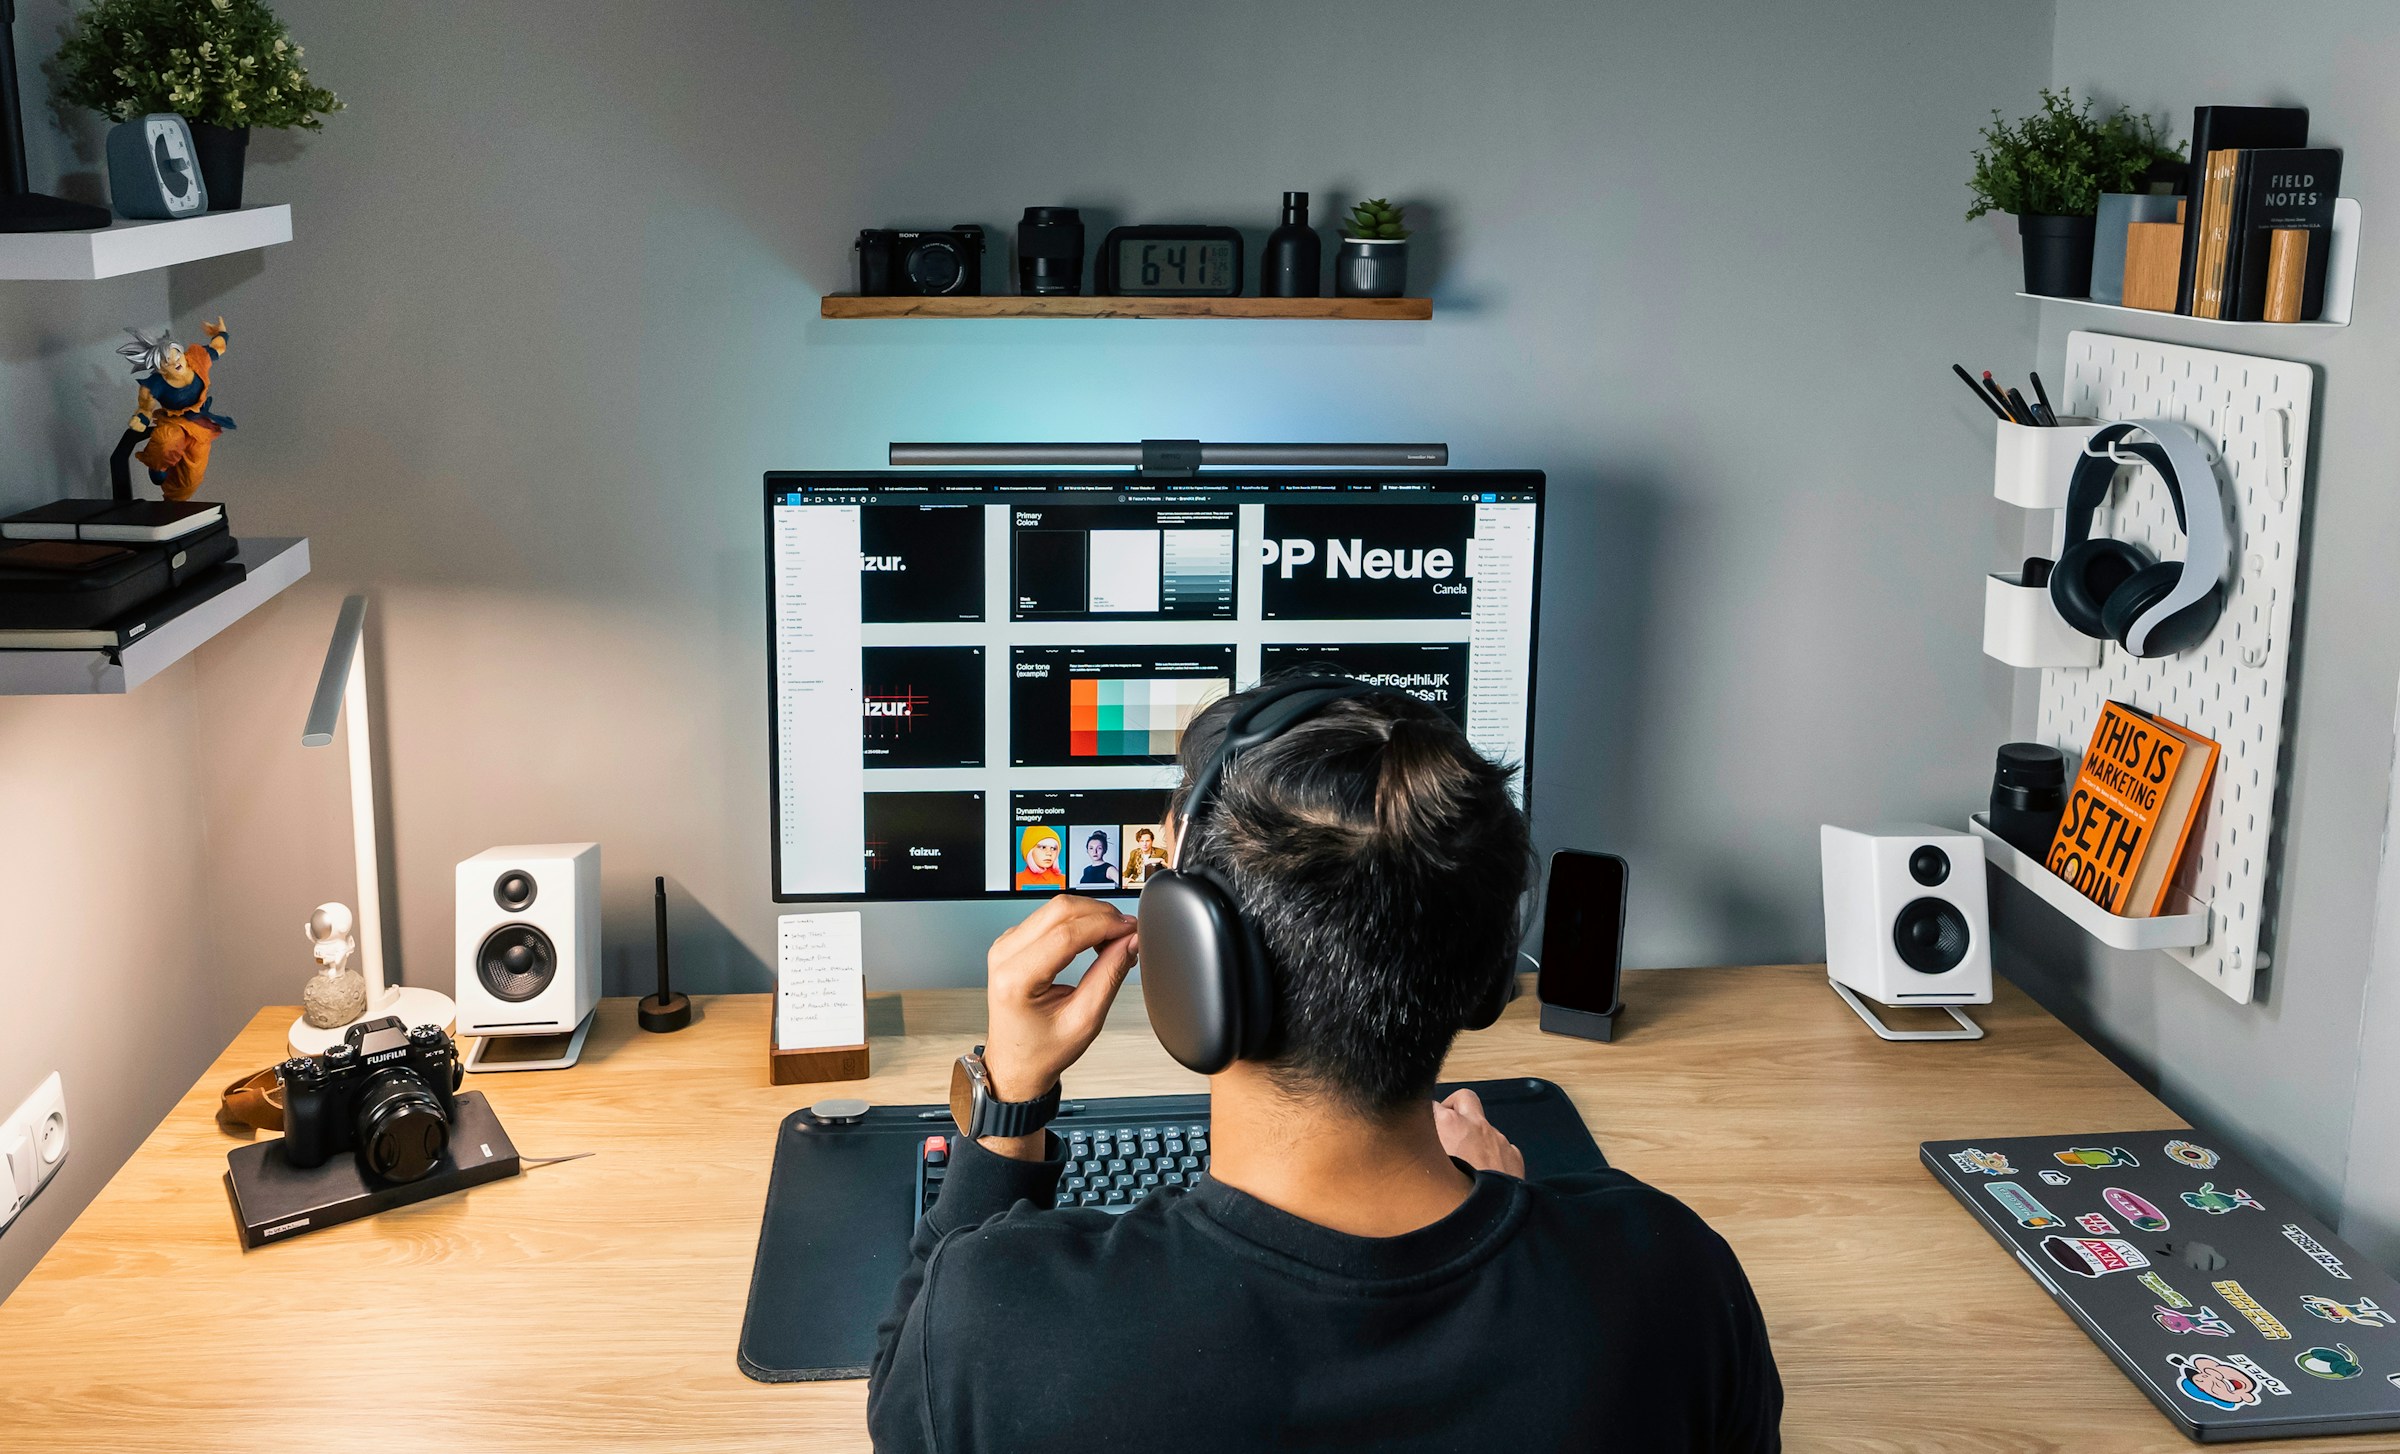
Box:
[887,440,1448,475]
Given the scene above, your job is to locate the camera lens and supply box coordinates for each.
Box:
[907,243,964,294]
[1017,206,1085,296]
[355,1068,450,1183]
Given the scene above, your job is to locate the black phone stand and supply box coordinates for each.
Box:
[1539,1000,1620,1043]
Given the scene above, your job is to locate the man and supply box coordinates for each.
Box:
[1076,828,1120,888]
[870,686,1781,1451]
[1124,825,1168,886]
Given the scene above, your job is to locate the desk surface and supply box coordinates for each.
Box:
[1,967,2387,1453]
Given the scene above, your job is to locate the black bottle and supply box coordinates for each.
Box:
[1261,191,1321,297]
[1989,742,2069,860]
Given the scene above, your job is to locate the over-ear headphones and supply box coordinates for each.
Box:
[2048,418,2229,659]
[1137,676,1519,1075]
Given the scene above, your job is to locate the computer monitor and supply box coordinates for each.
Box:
[765,469,1544,900]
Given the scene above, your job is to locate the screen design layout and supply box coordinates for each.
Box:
[767,471,1543,899]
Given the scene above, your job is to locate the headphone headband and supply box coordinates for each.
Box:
[1169,676,1391,871]
[2058,418,2229,655]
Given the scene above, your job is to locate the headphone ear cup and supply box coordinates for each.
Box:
[2105,567,2223,657]
[1135,870,1252,1075]
[2050,538,2152,639]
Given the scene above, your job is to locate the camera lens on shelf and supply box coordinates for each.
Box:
[1016,206,1084,296]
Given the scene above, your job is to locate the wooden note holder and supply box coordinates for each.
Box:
[769,1034,870,1085]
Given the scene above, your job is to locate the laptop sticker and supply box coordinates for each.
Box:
[2041,1235,2151,1278]
[2078,1212,2120,1235]
[2214,1280,2294,1339]
[2141,1271,2193,1307]
[2039,1169,2072,1187]
[1986,1182,2065,1229]
[2164,1139,2220,1170]
[2182,1183,2264,1216]
[2103,1187,2171,1232]
[2281,1224,2353,1280]
[1948,1147,2014,1176]
[2170,1353,2271,1410]
[2155,1304,2237,1338]
[2300,1295,2394,1329]
[2055,1146,2140,1170]
[2295,1344,2364,1380]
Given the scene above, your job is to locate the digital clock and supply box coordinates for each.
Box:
[1095,225,1245,297]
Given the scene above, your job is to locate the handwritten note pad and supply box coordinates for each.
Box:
[777,912,866,1051]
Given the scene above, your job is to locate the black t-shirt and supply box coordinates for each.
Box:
[869,1131,1781,1451]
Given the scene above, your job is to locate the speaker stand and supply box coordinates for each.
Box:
[287,985,458,1058]
[462,1011,595,1073]
[1828,979,1984,1042]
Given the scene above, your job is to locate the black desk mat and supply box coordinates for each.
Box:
[738,1076,1605,1381]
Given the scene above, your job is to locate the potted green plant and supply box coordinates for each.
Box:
[1967,88,2181,297]
[56,0,341,212]
[1334,198,1411,298]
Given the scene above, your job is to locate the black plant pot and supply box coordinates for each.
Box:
[185,122,250,211]
[2018,212,2096,298]
[1334,238,1408,298]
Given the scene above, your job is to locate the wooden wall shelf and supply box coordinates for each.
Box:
[820,295,1430,321]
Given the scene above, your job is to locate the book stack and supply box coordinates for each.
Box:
[2173,106,2343,322]
[2043,700,2220,918]
[0,498,245,651]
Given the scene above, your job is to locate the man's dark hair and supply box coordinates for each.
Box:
[1169,682,1534,1112]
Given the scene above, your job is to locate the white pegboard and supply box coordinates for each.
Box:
[2034,330,2314,1003]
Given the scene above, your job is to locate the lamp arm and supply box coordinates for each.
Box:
[301,595,391,1009]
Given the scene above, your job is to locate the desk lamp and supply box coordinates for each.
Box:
[287,595,456,1055]
[0,0,111,232]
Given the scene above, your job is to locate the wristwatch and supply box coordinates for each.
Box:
[950,1046,1061,1140]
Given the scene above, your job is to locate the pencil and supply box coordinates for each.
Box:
[1954,364,2011,420]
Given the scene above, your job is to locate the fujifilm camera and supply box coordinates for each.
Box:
[855,224,985,296]
[278,1016,464,1183]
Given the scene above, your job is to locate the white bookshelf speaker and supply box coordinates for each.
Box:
[1820,823,1990,1041]
[456,843,601,1070]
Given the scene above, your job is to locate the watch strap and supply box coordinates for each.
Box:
[972,1074,1062,1139]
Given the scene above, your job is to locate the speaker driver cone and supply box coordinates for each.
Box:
[1892,897,1971,974]
[476,923,558,1002]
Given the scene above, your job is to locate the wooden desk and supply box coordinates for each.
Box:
[1,968,2385,1453]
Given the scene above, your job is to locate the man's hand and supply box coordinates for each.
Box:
[982,895,1140,1105]
[1433,1088,1524,1178]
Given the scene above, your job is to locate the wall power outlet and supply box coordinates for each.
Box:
[0,1072,69,1233]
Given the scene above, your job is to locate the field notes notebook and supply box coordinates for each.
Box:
[777,912,865,1050]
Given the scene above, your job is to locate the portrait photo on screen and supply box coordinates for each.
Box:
[862,504,985,623]
[1259,502,1475,620]
[1121,823,1170,887]
[1258,642,1470,727]
[1010,645,1234,767]
[862,645,986,767]
[1068,824,1122,890]
[1010,504,1236,621]
[1013,823,1066,892]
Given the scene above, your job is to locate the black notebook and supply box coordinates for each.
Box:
[0,523,237,631]
[2230,149,2344,321]
[0,560,245,650]
[0,497,226,544]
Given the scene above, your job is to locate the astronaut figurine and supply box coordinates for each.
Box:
[300,902,368,1030]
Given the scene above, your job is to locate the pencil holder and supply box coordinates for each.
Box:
[1984,570,2101,669]
[1994,416,2106,510]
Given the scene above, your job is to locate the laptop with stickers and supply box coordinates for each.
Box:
[1924,1130,2400,1443]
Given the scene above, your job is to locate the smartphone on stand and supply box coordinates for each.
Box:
[1537,850,1628,1041]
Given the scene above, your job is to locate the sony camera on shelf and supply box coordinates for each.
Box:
[277,1015,463,1183]
[855,225,985,296]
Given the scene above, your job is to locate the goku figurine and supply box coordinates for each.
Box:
[117,318,234,501]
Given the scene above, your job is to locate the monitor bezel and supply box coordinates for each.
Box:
[762,468,1546,903]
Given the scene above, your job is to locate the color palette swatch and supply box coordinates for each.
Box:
[1068,677,1225,757]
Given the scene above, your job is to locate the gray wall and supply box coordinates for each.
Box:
[1,0,2054,1294]
[1998,0,2400,1256]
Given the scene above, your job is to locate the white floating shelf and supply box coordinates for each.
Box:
[2015,197,2358,328]
[0,204,292,281]
[1969,813,2211,952]
[0,536,309,695]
